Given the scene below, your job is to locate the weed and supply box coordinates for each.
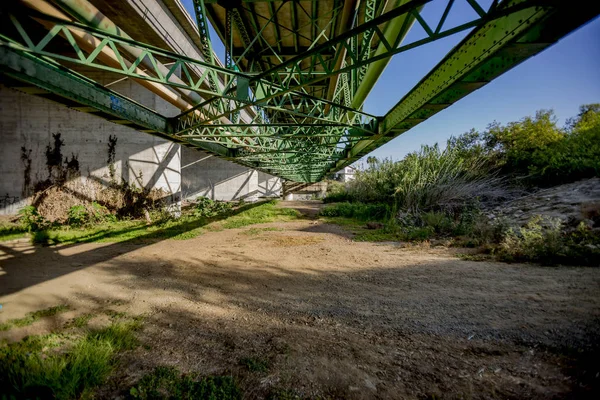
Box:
[31,230,51,245]
[129,366,241,400]
[0,320,142,399]
[105,310,127,320]
[319,202,390,220]
[67,205,89,227]
[456,253,492,261]
[87,319,142,350]
[66,314,94,329]
[20,201,296,245]
[0,221,27,242]
[18,206,50,232]
[421,211,453,234]
[0,305,69,331]
[322,192,354,203]
[239,356,269,373]
[221,201,300,229]
[497,216,600,266]
[195,197,234,218]
[498,216,564,265]
[242,227,282,236]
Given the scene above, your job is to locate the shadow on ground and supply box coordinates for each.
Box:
[1,201,599,398]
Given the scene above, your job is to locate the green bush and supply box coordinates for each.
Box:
[18,206,49,232]
[527,121,600,184]
[91,202,116,223]
[195,197,234,218]
[421,211,453,234]
[323,181,354,203]
[446,104,600,186]
[497,216,600,266]
[344,145,501,212]
[67,203,116,227]
[319,202,390,220]
[67,205,89,227]
[323,192,354,203]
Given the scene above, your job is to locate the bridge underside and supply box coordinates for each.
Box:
[0,0,598,182]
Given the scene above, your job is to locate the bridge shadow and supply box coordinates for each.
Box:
[0,200,269,297]
[2,238,598,398]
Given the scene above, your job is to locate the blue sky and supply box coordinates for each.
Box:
[181,1,600,161]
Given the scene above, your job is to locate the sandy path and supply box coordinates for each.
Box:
[1,202,599,399]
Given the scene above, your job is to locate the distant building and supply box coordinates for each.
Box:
[334,166,356,182]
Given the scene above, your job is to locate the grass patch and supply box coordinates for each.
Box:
[0,221,28,242]
[0,319,142,399]
[221,201,300,229]
[65,314,94,329]
[129,366,241,400]
[322,217,427,243]
[22,200,299,245]
[456,253,492,262]
[0,305,69,332]
[239,356,269,373]
[242,227,283,236]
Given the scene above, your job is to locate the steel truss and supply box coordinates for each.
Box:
[0,0,598,182]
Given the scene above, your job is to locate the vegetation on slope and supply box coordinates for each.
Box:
[322,104,600,266]
[0,200,299,245]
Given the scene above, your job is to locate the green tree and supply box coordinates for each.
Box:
[482,109,564,173]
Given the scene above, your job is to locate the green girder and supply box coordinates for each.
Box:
[0,0,598,182]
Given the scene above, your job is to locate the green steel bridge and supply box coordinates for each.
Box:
[0,0,598,182]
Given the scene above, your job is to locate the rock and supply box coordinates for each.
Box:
[364,378,377,391]
[366,222,384,230]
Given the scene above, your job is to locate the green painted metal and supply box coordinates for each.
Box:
[0,46,169,133]
[0,0,598,182]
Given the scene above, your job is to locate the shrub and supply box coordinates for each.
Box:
[319,202,390,220]
[67,205,89,227]
[494,216,595,265]
[446,104,600,186]
[67,202,116,227]
[195,197,234,218]
[421,211,453,234]
[18,206,49,232]
[323,181,354,203]
[527,120,600,184]
[483,110,564,174]
[345,145,502,212]
[323,192,354,203]
[91,202,116,223]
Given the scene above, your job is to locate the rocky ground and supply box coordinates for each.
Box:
[486,177,600,228]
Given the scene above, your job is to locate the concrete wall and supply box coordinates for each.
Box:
[181,148,282,201]
[0,75,182,214]
[0,77,281,214]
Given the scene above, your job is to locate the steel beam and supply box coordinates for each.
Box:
[328,0,600,179]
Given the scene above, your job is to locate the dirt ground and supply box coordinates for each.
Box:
[1,201,599,399]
